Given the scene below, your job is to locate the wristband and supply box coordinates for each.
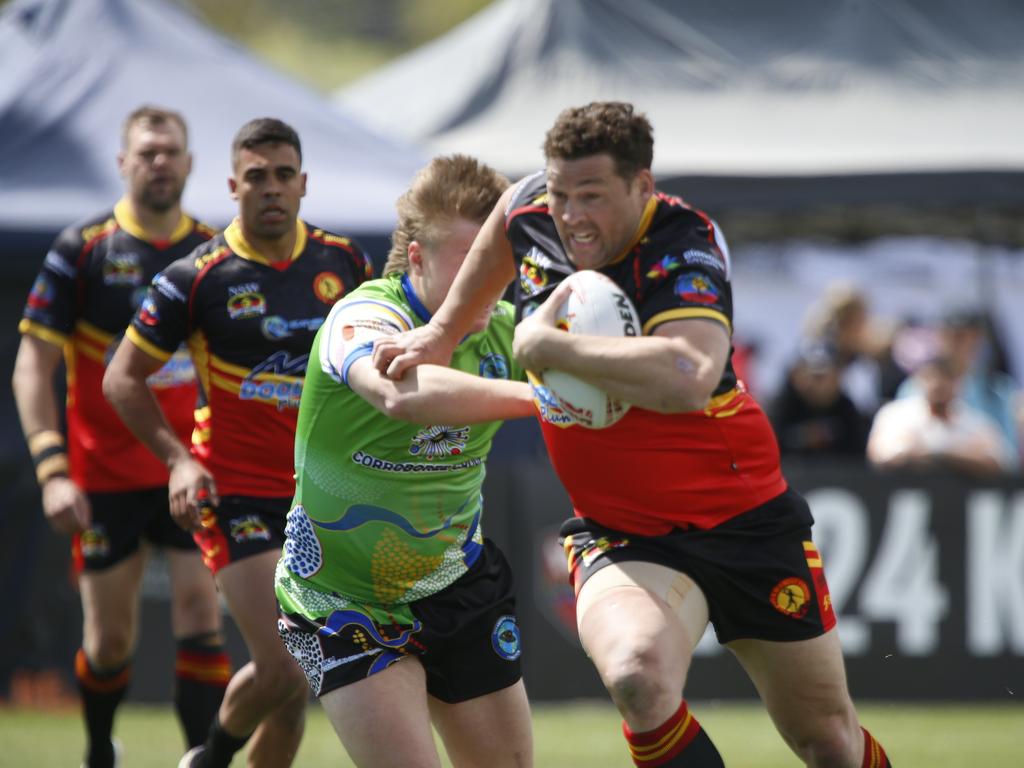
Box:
[28,429,69,484]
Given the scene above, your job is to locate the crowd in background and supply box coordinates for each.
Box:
[763,281,1023,477]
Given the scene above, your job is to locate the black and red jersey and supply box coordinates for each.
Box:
[19,199,215,492]
[504,172,786,534]
[126,218,372,498]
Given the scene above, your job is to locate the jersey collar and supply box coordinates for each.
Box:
[607,194,658,266]
[400,273,433,324]
[224,217,308,267]
[113,198,193,247]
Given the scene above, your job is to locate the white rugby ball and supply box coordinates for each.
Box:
[541,270,641,429]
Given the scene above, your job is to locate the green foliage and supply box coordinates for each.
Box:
[0,701,1020,767]
[185,0,491,91]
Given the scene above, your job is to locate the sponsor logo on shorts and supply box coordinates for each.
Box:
[80,526,111,561]
[229,515,272,543]
[770,577,812,619]
[409,425,470,459]
[579,535,630,568]
[674,272,719,305]
[479,353,509,380]
[491,615,522,661]
[313,271,345,304]
[102,252,143,286]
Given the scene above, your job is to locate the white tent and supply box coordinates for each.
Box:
[337,0,1024,187]
[0,0,425,238]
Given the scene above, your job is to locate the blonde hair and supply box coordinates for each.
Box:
[384,155,509,276]
[122,105,188,150]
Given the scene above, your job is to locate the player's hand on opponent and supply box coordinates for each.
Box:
[372,322,457,380]
[41,476,91,535]
[168,455,219,531]
[512,280,572,372]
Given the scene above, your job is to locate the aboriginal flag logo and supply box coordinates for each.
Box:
[674,272,719,304]
[770,577,811,619]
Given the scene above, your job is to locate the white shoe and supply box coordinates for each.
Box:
[178,745,206,768]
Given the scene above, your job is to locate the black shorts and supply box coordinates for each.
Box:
[278,539,522,704]
[193,495,289,574]
[73,486,197,572]
[560,488,837,644]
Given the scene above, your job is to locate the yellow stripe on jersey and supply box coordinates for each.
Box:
[126,326,174,362]
[224,217,307,265]
[642,307,732,337]
[609,195,658,266]
[18,318,69,347]
[114,198,195,246]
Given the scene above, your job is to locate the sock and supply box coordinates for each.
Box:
[861,727,892,767]
[174,633,231,748]
[75,648,130,768]
[196,714,252,768]
[622,699,724,767]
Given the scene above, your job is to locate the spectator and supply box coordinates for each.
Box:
[897,308,1020,469]
[768,340,867,459]
[867,354,1014,478]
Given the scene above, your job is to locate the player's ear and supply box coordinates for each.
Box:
[634,168,654,198]
[408,240,423,274]
[184,151,193,178]
[117,151,127,176]
[300,171,307,198]
[228,176,238,200]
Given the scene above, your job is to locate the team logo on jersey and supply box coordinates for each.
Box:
[770,577,812,619]
[681,248,726,273]
[491,615,522,661]
[138,295,161,326]
[102,252,143,286]
[647,254,682,279]
[26,275,55,309]
[229,515,272,543]
[479,353,509,380]
[519,249,550,297]
[409,425,470,459]
[674,272,719,305]
[227,283,267,319]
[79,526,111,561]
[313,271,345,304]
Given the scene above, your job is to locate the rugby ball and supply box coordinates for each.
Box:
[540,271,641,429]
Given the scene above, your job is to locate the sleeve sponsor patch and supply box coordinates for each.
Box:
[681,248,726,273]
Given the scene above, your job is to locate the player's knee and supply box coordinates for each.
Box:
[788,714,861,767]
[254,656,307,701]
[85,627,133,668]
[601,651,672,718]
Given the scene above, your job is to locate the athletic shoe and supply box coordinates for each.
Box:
[178,745,207,768]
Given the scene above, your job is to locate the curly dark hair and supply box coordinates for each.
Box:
[543,102,654,179]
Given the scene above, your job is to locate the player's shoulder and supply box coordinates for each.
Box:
[305,224,364,257]
[505,171,549,220]
[640,193,728,274]
[169,232,232,279]
[59,208,118,251]
[191,218,219,241]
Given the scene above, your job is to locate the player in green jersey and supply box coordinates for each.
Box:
[276,155,536,768]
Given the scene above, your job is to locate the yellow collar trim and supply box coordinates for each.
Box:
[113,198,193,245]
[223,218,307,265]
[608,195,658,266]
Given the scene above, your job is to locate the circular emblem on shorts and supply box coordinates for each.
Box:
[491,615,522,660]
[770,577,811,619]
[313,271,344,304]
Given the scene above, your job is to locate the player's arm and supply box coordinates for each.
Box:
[347,357,534,425]
[103,335,215,530]
[372,186,518,378]
[12,334,90,534]
[513,281,730,413]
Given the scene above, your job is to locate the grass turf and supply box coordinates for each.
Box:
[0,700,1019,766]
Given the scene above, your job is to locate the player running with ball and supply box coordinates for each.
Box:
[373,102,892,768]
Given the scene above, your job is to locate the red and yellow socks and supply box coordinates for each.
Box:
[622,699,724,767]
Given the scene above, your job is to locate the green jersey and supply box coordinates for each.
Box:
[276,274,520,625]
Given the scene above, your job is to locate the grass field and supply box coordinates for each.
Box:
[0,700,1020,766]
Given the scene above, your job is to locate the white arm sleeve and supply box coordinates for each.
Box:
[318,297,416,385]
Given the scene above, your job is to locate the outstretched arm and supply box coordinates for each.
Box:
[103,338,216,530]
[348,358,534,424]
[372,187,518,379]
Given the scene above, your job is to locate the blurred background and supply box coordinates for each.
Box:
[1,0,1022,733]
